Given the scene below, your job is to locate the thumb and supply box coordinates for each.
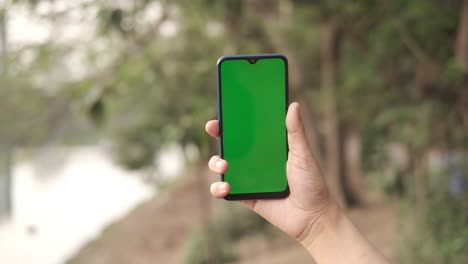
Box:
[286,102,312,160]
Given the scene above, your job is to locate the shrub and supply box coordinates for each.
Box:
[183,203,275,264]
[399,165,468,264]
[183,227,237,264]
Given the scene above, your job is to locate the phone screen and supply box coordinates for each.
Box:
[217,54,288,199]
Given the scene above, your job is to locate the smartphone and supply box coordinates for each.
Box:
[216,54,289,200]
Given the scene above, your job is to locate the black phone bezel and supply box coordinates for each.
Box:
[216,53,290,201]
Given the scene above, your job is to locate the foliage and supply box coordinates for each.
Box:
[183,204,275,264]
[215,203,272,241]
[399,165,468,263]
[74,2,225,169]
[0,57,87,146]
[183,227,237,264]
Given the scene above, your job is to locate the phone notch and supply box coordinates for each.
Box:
[247,57,258,64]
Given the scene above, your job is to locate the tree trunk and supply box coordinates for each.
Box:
[412,153,427,210]
[195,163,219,264]
[0,6,11,221]
[243,0,276,53]
[342,126,368,206]
[321,19,346,207]
[456,0,468,130]
[198,140,219,264]
[0,7,7,75]
[456,0,468,71]
[0,146,12,220]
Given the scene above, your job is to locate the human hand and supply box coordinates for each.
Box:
[205,102,336,243]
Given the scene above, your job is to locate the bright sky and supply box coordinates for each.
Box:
[3,0,174,82]
[5,0,172,46]
[7,0,93,45]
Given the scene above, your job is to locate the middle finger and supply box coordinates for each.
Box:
[208,155,228,173]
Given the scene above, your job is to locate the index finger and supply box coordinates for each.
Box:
[205,120,219,139]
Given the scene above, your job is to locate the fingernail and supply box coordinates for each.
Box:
[218,183,227,192]
[215,160,223,169]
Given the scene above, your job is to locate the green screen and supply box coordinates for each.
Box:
[218,56,288,195]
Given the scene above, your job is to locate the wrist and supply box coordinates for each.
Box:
[298,199,391,263]
[298,199,344,250]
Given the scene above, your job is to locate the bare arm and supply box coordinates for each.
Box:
[301,202,389,263]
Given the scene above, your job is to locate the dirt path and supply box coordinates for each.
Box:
[69,173,398,264]
[68,176,205,264]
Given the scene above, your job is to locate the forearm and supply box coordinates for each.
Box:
[300,202,390,264]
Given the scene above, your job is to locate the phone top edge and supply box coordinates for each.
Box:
[217,53,288,65]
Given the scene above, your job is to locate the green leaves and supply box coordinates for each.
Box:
[98,7,126,34]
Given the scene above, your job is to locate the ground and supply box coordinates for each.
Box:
[68,169,398,264]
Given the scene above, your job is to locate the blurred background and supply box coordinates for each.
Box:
[0,0,467,263]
